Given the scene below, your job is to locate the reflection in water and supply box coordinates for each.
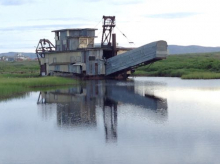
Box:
[103,98,118,142]
[0,92,31,102]
[37,80,168,142]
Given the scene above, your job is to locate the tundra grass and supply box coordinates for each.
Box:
[134,52,220,79]
[0,61,79,99]
[181,72,220,79]
[0,61,39,77]
[0,76,77,99]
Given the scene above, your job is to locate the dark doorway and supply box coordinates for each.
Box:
[40,63,47,75]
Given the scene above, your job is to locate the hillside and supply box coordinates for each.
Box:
[168,45,220,54]
[0,52,36,59]
[1,45,220,57]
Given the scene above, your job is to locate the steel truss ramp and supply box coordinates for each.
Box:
[105,40,168,75]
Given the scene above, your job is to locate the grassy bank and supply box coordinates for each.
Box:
[134,52,220,79]
[0,61,77,98]
[0,76,77,98]
[0,61,39,77]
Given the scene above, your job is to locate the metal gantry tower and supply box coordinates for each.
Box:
[101,16,115,48]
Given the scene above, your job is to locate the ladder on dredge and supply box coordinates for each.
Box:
[105,40,168,76]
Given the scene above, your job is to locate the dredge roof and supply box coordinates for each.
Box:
[52,28,98,32]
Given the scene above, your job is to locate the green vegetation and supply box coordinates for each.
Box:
[134,52,220,79]
[0,61,39,77]
[0,61,77,99]
[0,76,77,98]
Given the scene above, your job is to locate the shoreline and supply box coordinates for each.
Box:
[131,73,220,79]
[0,76,78,100]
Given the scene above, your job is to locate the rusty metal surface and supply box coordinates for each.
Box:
[112,33,117,56]
[35,39,55,75]
[101,16,115,47]
[105,40,168,75]
[36,39,55,55]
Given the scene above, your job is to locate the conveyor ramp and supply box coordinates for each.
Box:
[106,40,168,75]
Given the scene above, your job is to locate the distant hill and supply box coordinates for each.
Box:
[1,45,220,57]
[0,52,36,59]
[168,45,220,54]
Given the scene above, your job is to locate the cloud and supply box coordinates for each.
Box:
[146,12,199,19]
[111,0,144,5]
[82,0,102,2]
[0,23,89,32]
[81,0,144,5]
[28,17,95,22]
[0,0,34,6]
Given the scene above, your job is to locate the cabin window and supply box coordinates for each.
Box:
[89,56,95,61]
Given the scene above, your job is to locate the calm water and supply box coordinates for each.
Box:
[0,77,220,164]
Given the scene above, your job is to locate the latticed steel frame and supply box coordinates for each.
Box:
[101,16,115,47]
[35,39,55,65]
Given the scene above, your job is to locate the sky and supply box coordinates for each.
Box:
[0,0,220,53]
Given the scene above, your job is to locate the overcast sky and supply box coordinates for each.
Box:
[0,0,220,53]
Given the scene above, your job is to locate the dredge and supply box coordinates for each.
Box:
[36,16,168,79]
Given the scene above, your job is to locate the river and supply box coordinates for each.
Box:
[0,77,220,164]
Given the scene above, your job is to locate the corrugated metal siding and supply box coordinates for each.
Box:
[59,65,68,72]
[87,30,95,37]
[69,65,82,74]
[85,50,104,76]
[46,51,82,64]
[45,51,82,73]
[69,38,78,50]
[44,49,105,76]
[48,65,55,73]
[106,41,167,75]
[156,41,168,58]
[69,31,80,37]
[54,29,96,51]
[98,60,105,75]
[60,31,67,51]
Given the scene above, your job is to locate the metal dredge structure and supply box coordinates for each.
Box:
[36,16,168,79]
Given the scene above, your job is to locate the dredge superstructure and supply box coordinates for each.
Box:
[36,16,168,79]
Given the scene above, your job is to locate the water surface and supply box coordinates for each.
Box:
[0,77,220,164]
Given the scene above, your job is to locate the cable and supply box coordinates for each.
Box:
[116,26,127,38]
[94,18,135,46]
[94,18,102,28]
[115,26,135,46]
[96,29,103,37]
